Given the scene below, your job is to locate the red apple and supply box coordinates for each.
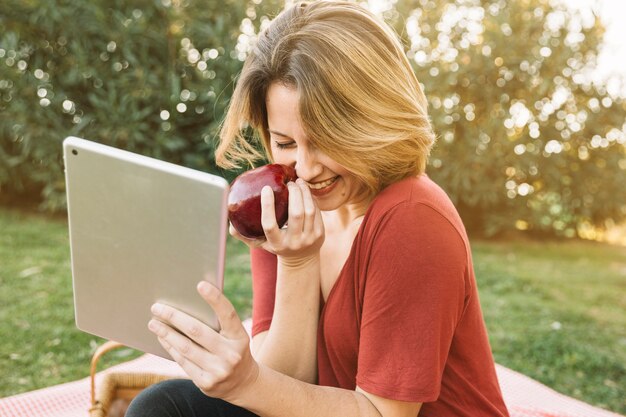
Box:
[228,164,298,239]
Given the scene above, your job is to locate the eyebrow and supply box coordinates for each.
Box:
[268,129,292,139]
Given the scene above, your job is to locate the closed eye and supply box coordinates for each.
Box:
[274,140,296,150]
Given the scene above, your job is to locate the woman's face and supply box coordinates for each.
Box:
[265,82,366,212]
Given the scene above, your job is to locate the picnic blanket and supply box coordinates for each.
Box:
[1,318,623,417]
[2,358,623,417]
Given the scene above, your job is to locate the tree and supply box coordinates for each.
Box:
[391,0,626,237]
[0,0,252,210]
[1,0,625,239]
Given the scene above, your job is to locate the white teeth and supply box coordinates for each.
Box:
[307,176,338,190]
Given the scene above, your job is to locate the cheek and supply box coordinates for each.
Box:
[324,159,352,178]
[335,168,365,194]
[271,148,295,166]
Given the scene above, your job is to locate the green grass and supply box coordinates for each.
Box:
[473,239,626,414]
[1,208,624,414]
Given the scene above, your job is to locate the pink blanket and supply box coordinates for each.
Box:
[1,355,622,417]
[1,320,623,417]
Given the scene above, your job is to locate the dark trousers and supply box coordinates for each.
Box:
[126,379,259,417]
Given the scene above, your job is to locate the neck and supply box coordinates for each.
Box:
[323,197,371,231]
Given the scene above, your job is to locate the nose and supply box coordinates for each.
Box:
[294,146,323,182]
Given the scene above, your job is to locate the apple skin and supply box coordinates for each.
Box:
[228,164,298,239]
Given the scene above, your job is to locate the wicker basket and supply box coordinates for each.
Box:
[88,341,174,417]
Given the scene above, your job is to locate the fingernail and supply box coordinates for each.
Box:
[198,281,216,296]
[151,303,163,315]
[148,319,160,332]
[197,281,209,293]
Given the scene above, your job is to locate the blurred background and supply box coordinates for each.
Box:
[0,0,625,414]
[1,0,625,241]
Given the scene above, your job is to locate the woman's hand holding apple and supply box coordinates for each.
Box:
[260,178,324,266]
[228,165,325,266]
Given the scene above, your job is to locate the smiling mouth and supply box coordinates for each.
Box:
[306,176,339,190]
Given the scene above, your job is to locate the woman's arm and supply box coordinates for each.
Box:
[149,281,422,417]
[251,256,320,383]
[240,367,423,417]
[232,180,324,383]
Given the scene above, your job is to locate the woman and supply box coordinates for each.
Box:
[127,1,509,416]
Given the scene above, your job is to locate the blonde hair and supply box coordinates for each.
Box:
[216,0,436,197]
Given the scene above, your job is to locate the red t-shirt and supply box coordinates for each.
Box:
[251,175,509,416]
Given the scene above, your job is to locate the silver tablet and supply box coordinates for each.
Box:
[64,136,229,359]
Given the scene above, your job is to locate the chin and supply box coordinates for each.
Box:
[312,194,345,212]
[316,201,338,212]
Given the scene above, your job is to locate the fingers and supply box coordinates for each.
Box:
[259,180,324,256]
[149,287,257,402]
[150,302,224,354]
[197,281,246,340]
[157,336,212,384]
[153,327,238,397]
[229,223,265,248]
[296,179,317,234]
[228,223,241,239]
[263,180,314,235]
[260,186,280,242]
[287,181,304,232]
[149,318,218,365]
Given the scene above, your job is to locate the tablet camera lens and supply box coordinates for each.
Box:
[72,149,78,155]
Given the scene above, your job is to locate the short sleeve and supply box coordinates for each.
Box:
[356,202,469,402]
[250,247,277,337]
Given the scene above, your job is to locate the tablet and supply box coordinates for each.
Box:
[63,136,229,359]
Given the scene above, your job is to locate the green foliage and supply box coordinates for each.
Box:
[391,0,626,236]
[0,0,254,210]
[1,0,625,237]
